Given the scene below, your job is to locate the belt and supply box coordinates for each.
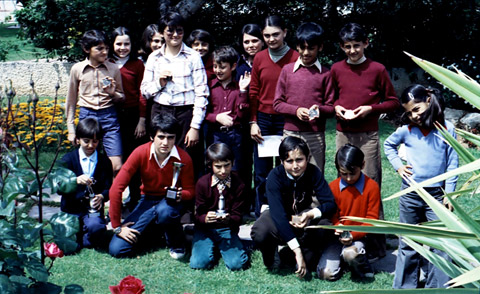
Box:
[213,124,242,132]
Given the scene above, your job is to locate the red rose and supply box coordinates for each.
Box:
[43,242,64,259]
[109,275,145,294]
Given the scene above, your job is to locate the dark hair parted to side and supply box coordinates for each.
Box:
[140,24,160,59]
[213,46,238,66]
[339,23,367,44]
[263,15,286,30]
[80,30,108,53]
[242,24,263,41]
[110,26,138,61]
[149,112,181,138]
[279,136,310,161]
[76,117,103,140]
[335,144,364,173]
[186,29,214,55]
[296,22,324,47]
[158,11,185,33]
[206,143,234,167]
[400,84,445,129]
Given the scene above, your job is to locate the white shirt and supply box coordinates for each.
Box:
[79,148,97,178]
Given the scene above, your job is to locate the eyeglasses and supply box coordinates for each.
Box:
[164,27,184,36]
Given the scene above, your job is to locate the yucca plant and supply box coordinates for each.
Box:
[313,53,480,293]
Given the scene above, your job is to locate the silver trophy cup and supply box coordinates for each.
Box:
[216,194,226,217]
[166,162,184,201]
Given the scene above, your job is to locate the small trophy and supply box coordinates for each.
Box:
[216,195,227,217]
[291,215,302,225]
[166,162,184,201]
[86,179,99,215]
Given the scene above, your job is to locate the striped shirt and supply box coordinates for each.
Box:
[141,43,209,129]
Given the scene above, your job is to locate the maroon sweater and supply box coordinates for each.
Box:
[273,62,335,132]
[120,59,147,117]
[249,48,299,121]
[205,78,249,126]
[331,59,399,132]
[194,172,246,230]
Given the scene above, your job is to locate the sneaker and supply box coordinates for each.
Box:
[169,248,185,260]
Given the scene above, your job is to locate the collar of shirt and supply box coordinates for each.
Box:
[211,78,238,89]
[346,55,367,65]
[211,174,232,188]
[82,58,108,70]
[78,148,98,177]
[113,56,129,68]
[339,173,365,194]
[157,42,191,59]
[285,169,305,181]
[293,57,322,72]
[149,144,181,168]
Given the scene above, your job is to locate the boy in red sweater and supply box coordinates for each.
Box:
[273,22,334,172]
[108,112,195,259]
[317,144,380,280]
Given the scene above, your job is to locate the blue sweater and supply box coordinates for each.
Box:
[384,121,458,193]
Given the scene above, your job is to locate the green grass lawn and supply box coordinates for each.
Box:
[0,23,48,61]
[42,118,480,293]
[46,119,401,293]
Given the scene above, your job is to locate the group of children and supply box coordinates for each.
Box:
[61,11,458,288]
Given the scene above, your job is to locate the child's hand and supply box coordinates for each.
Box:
[134,117,146,138]
[290,211,314,228]
[216,213,230,224]
[296,107,310,121]
[239,72,251,91]
[102,77,116,95]
[216,111,234,127]
[352,105,373,119]
[250,123,264,143]
[91,194,104,210]
[293,248,307,278]
[205,211,217,223]
[397,165,413,178]
[116,222,140,244]
[77,174,93,186]
[335,105,348,120]
[308,105,320,121]
[185,128,199,148]
[68,133,77,145]
[159,70,173,87]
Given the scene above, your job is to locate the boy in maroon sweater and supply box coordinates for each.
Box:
[205,46,250,188]
[331,22,399,187]
[273,22,334,172]
[190,143,249,270]
[331,22,398,258]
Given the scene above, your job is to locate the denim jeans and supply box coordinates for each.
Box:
[109,196,184,257]
[253,112,283,216]
[393,186,450,288]
[190,227,248,270]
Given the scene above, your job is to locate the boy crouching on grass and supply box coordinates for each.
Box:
[190,143,249,270]
[317,144,380,280]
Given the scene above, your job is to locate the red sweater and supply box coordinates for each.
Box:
[331,59,399,132]
[329,175,380,240]
[109,142,195,228]
[120,59,147,117]
[273,62,335,132]
[249,48,299,121]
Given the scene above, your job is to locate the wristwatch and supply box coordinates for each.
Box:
[113,226,122,235]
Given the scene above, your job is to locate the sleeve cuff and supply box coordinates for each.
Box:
[311,208,322,219]
[287,238,300,251]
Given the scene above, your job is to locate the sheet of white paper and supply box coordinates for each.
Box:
[257,135,282,157]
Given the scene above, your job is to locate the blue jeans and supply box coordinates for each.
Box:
[79,106,122,157]
[393,186,450,288]
[190,227,248,270]
[109,196,184,258]
[253,112,283,216]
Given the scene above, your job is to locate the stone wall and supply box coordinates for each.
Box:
[0,60,73,97]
